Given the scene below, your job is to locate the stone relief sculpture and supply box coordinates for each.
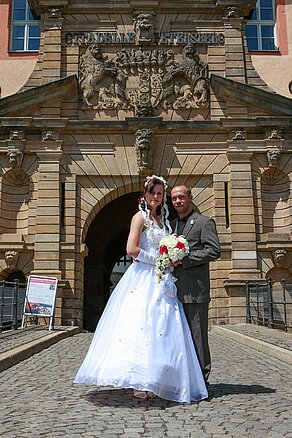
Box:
[224,6,240,18]
[272,249,287,267]
[7,149,23,168]
[9,130,24,141]
[135,129,153,171]
[267,148,281,167]
[42,130,59,141]
[4,251,19,270]
[267,129,282,140]
[162,43,209,109]
[230,130,247,141]
[133,12,155,45]
[79,45,121,108]
[136,102,154,117]
[78,43,210,113]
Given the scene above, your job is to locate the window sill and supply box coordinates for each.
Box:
[248,50,281,55]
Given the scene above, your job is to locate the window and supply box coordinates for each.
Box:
[245,0,277,51]
[11,0,40,52]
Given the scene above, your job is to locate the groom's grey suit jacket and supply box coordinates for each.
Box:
[171,210,221,304]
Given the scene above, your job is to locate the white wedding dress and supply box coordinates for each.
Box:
[74,223,208,403]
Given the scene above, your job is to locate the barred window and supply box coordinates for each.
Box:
[245,0,277,51]
[11,0,40,52]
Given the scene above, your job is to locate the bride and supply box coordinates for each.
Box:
[74,175,208,403]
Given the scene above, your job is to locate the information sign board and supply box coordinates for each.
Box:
[22,275,58,330]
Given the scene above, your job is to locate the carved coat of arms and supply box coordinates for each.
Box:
[78,42,209,114]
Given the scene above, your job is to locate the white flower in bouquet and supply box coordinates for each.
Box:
[155,234,189,283]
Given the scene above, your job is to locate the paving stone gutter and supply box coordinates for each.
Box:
[0,325,80,372]
[213,324,292,366]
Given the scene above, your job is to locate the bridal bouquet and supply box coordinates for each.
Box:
[155,234,189,284]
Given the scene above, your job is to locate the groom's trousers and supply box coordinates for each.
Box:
[182,302,211,384]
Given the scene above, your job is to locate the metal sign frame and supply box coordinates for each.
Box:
[22,275,58,330]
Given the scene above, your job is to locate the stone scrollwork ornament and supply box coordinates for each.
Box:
[135,129,153,171]
[136,102,154,117]
[78,43,210,113]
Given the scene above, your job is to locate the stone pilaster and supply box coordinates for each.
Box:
[41,8,63,85]
[223,12,248,118]
[226,148,260,281]
[32,140,63,279]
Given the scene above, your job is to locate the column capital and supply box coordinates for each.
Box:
[36,143,63,161]
[226,150,253,163]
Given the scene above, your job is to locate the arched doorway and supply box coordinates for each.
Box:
[83,191,176,331]
[83,192,139,331]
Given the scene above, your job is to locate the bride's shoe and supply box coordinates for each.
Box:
[147,391,156,399]
[133,390,148,399]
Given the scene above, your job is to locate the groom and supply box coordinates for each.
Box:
[171,184,221,384]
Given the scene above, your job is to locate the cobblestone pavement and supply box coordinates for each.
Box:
[0,326,68,354]
[221,324,292,351]
[0,332,291,438]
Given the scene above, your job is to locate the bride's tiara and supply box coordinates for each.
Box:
[144,175,168,190]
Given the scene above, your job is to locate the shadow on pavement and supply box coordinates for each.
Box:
[83,388,185,409]
[82,384,276,408]
[208,383,276,399]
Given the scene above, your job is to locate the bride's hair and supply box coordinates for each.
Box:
[138,175,171,233]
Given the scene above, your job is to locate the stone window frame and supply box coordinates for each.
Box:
[245,0,277,51]
[10,0,40,52]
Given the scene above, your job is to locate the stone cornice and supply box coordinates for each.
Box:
[210,74,292,117]
[0,75,77,117]
[0,118,291,136]
[28,0,256,15]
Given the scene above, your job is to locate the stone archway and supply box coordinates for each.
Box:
[82,189,177,331]
[83,192,139,331]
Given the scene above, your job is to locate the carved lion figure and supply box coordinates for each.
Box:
[163,43,209,109]
[79,45,118,108]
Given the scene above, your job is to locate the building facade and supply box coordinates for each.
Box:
[0,0,291,330]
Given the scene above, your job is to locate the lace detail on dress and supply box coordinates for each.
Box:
[139,212,166,250]
[139,222,166,257]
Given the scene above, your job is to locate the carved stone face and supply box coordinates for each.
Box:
[267,149,280,167]
[7,150,22,168]
[183,43,198,60]
[134,13,155,43]
[273,249,286,267]
[135,13,154,30]
[136,133,151,149]
[89,44,102,60]
[4,251,19,269]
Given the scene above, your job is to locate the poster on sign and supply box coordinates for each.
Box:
[23,276,58,325]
